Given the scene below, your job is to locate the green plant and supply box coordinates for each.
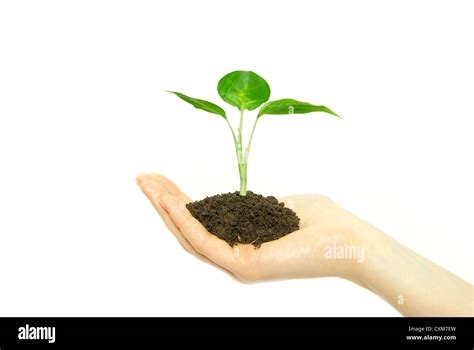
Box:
[168,70,340,196]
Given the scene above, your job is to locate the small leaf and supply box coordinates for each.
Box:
[258,99,340,118]
[217,71,271,111]
[167,91,226,118]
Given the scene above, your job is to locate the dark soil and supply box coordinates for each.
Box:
[186,191,300,247]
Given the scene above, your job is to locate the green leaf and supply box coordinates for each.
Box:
[167,91,226,118]
[217,71,271,111]
[258,99,340,118]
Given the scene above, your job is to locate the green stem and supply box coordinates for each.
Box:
[239,163,247,195]
[230,110,258,196]
[225,117,239,164]
[244,117,259,165]
[238,109,244,149]
[237,109,247,195]
[238,117,259,195]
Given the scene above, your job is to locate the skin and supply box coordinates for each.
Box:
[136,173,473,316]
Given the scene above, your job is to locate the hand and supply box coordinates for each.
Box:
[135,173,367,283]
[136,173,472,316]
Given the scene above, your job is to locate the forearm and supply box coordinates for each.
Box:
[351,222,473,316]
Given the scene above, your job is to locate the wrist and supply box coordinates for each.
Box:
[333,214,390,286]
[345,219,408,301]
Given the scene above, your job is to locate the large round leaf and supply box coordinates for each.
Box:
[217,71,271,111]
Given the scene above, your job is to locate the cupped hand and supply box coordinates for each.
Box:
[136,173,366,283]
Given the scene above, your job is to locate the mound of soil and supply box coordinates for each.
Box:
[186,191,300,247]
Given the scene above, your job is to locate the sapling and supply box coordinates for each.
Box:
[168,70,340,196]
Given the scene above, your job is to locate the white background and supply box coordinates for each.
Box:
[0,0,472,316]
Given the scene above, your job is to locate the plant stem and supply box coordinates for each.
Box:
[237,109,246,195]
[225,117,240,165]
[238,109,244,148]
[230,111,258,196]
[244,117,259,165]
[238,117,259,196]
[239,163,247,195]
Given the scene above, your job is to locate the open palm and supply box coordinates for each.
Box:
[136,173,361,282]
